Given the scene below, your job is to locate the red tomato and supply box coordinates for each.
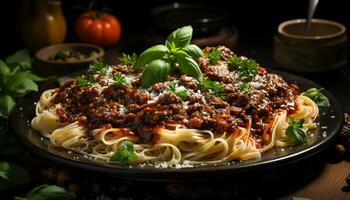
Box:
[75,11,121,47]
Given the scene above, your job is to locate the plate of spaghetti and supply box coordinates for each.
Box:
[10,26,343,181]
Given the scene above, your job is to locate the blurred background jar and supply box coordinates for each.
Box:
[18,0,67,53]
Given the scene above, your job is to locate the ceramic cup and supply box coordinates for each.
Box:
[274,19,347,72]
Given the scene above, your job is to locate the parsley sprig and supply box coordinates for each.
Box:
[114,74,127,86]
[228,56,258,79]
[88,61,107,76]
[286,117,307,145]
[239,82,253,93]
[75,76,92,87]
[207,49,221,65]
[110,141,137,164]
[200,78,225,100]
[118,53,138,66]
[167,82,188,101]
[135,26,204,88]
[302,88,330,107]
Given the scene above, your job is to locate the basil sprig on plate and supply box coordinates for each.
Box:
[302,88,330,107]
[135,26,204,88]
[110,141,137,164]
[286,117,307,145]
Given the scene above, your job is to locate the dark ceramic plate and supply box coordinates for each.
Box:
[10,70,343,181]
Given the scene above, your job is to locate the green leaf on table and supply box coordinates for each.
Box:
[0,118,8,147]
[181,44,204,59]
[15,184,76,200]
[135,45,169,70]
[110,141,137,164]
[286,117,307,145]
[0,95,15,118]
[118,53,138,66]
[140,59,171,88]
[176,51,202,79]
[302,88,330,107]
[5,49,31,70]
[0,161,30,189]
[166,25,193,49]
[4,71,38,98]
[0,60,11,85]
[96,194,112,200]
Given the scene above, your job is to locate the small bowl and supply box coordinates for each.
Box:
[274,19,347,72]
[35,43,104,76]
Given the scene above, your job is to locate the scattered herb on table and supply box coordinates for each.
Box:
[110,141,137,164]
[286,117,307,145]
[134,26,204,88]
[119,53,138,66]
[0,161,30,189]
[302,88,330,107]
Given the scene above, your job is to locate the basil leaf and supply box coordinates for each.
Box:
[166,26,193,48]
[0,60,11,85]
[5,71,38,97]
[19,184,76,200]
[110,141,137,164]
[0,118,8,147]
[135,45,169,70]
[96,194,112,200]
[292,197,311,200]
[0,161,30,189]
[5,49,31,70]
[140,59,171,88]
[302,88,330,107]
[286,118,307,145]
[176,51,202,79]
[0,95,15,118]
[181,44,204,59]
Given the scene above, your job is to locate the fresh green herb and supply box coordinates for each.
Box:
[200,78,225,100]
[286,117,308,145]
[96,194,112,200]
[75,76,92,87]
[0,50,48,156]
[228,55,242,69]
[14,184,76,200]
[114,74,127,86]
[239,82,253,93]
[167,82,188,101]
[119,53,138,66]
[110,141,137,164]
[0,161,30,189]
[302,88,330,107]
[88,61,107,76]
[207,49,221,65]
[135,26,203,88]
[237,59,258,78]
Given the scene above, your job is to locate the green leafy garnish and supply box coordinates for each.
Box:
[110,141,137,164]
[88,61,107,76]
[135,26,203,88]
[207,49,221,65]
[75,76,92,87]
[167,82,188,101]
[114,74,127,86]
[0,161,30,189]
[119,53,138,66]
[200,78,225,100]
[302,88,330,107]
[14,184,76,200]
[286,117,307,145]
[228,55,242,69]
[239,82,253,93]
[0,49,48,156]
[238,59,257,78]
